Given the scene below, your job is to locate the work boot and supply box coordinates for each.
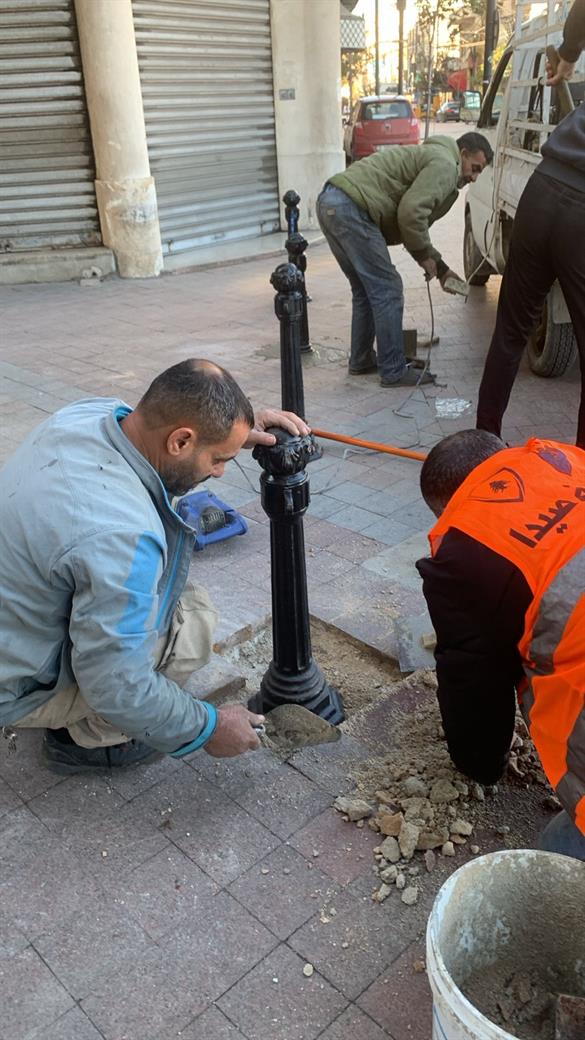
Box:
[381,365,436,387]
[41,728,161,776]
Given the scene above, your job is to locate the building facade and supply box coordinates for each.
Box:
[0,0,344,282]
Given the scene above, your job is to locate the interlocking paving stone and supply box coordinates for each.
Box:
[319,1005,391,1040]
[0,773,24,819]
[288,809,380,886]
[33,897,154,1000]
[228,843,342,940]
[0,730,64,801]
[27,774,126,834]
[60,803,171,883]
[225,764,333,840]
[287,887,429,1002]
[217,944,347,1040]
[101,845,219,941]
[29,1007,105,1040]
[133,769,280,884]
[177,1006,248,1040]
[357,942,433,1038]
[0,947,74,1040]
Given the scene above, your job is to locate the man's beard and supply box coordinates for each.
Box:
[159,463,209,498]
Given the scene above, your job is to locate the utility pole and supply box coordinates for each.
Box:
[397,0,406,95]
[375,0,380,94]
[482,0,497,95]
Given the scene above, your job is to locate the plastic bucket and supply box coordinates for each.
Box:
[426,850,585,1039]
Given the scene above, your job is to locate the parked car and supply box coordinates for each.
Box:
[343,95,420,163]
[436,100,461,122]
[464,0,585,377]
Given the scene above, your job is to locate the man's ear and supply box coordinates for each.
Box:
[166,427,197,456]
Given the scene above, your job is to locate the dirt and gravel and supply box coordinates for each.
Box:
[225,619,556,914]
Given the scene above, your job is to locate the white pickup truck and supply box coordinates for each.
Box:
[464,0,585,376]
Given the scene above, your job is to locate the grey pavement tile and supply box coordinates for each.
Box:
[359,517,415,548]
[306,549,355,587]
[176,1006,247,1040]
[29,1007,105,1040]
[288,809,379,887]
[27,774,126,834]
[101,846,219,942]
[288,733,373,797]
[361,532,430,590]
[33,897,154,1000]
[0,730,64,801]
[192,744,283,792]
[81,946,197,1040]
[0,773,24,818]
[106,753,183,801]
[60,802,171,883]
[228,843,342,940]
[225,764,333,840]
[306,493,346,521]
[330,610,398,658]
[0,819,105,940]
[0,916,29,957]
[217,944,347,1040]
[318,1006,391,1040]
[357,942,432,1039]
[0,947,74,1040]
[132,769,280,884]
[287,886,428,1002]
[325,503,382,534]
[326,533,387,564]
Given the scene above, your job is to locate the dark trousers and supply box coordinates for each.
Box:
[476,171,585,448]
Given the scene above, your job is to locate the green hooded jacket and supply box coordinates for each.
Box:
[329,135,461,265]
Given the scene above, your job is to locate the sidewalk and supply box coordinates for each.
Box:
[0,185,578,1040]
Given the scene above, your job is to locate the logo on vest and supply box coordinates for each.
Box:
[469,466,525,504]
[536,445,572,475]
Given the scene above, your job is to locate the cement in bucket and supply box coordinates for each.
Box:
[426,850,585,1039]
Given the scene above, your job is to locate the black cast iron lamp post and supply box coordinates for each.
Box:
[249,263,344,724]
[283,189,311,354]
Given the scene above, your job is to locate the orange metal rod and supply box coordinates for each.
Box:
[311,427,427,462]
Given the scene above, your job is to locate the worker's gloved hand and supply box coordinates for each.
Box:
[245,408,311,448]
[546,57,576,84]
[440,269,465,294]
[419,257,438,281]
[204,704,265,758]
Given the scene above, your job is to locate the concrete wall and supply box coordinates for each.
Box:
[270,0,345,230]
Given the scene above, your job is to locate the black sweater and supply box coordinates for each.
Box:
[416,529,532,786]
[540,0,585,187]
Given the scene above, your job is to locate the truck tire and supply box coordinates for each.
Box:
[463,211,492,285]
[527,299,577,377]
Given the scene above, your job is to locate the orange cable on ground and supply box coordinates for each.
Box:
[311,427,427,462]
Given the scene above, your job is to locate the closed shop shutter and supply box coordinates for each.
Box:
[0,0,100,252]
[133,0,280,255]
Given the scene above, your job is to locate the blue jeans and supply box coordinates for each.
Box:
[316,183,406,382]
[538,810,585,861]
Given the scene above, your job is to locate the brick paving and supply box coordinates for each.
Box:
[0,155,581,1038]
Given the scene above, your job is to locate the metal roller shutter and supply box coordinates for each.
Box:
[133,0,280,255]
[0,0,100,252]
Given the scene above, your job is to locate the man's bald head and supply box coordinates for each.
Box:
[136,359,254,445]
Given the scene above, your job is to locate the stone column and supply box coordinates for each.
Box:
[74,0,163,277]
[270,0,344,230]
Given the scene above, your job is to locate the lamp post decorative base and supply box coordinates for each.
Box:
[248,659,344,724]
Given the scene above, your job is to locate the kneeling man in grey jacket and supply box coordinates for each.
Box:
[0,359,307,774]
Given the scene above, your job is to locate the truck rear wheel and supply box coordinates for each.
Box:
[527,299,577,377]
[463,211,492,285]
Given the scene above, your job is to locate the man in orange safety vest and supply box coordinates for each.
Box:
[416,430,585,859]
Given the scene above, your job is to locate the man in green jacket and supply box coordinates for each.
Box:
[317,132,493,387]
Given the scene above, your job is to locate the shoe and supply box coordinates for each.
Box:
[348,363,378,375]
[380,366,437,387]
[417,335,440,349]
[41,728,161,775]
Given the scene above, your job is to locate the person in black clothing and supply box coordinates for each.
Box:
[476,0,585,449]
[416,429,585,860]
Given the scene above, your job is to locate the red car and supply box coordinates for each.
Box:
[343,95,420,163]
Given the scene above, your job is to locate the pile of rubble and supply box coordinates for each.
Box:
[334,674,553,908]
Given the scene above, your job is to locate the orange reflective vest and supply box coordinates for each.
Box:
[429,439,585,832]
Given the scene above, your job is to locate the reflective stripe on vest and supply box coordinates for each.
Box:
[429,439,585,831]
[522,547,585,825]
